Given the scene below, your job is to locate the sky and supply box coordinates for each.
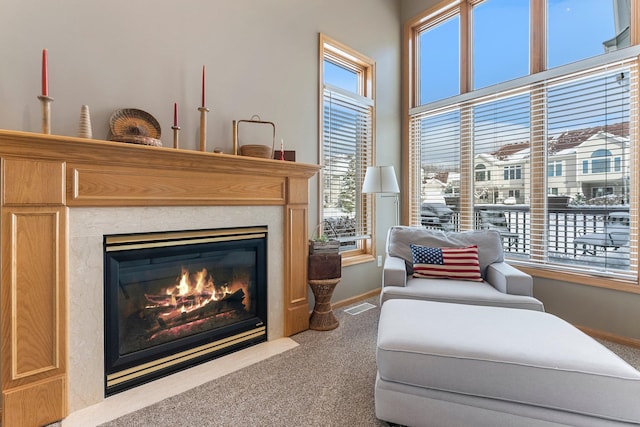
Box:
[421,0,621,104]
[323,1,624,104]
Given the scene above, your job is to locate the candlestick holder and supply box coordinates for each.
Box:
[37,95,54,134]
[171,125,181,149]
[198,106,210,152]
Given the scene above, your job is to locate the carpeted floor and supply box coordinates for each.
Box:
[85,297,640,427]
[98,298,385,427]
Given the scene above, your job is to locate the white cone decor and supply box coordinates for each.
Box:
[78,104,92,138]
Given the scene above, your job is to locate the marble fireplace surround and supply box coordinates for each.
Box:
[0,130,319,426]
[68,205,283,412]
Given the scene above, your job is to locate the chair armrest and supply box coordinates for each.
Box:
[382,255,407,287]
[486,262,532,296]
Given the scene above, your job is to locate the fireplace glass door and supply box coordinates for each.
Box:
[104,227,267,395]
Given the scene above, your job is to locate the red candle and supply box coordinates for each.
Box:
[41,49,48,96]
[173,102,178,126]
[201,65,206,107]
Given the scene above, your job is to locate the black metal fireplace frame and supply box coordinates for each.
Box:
[103,227,268,396]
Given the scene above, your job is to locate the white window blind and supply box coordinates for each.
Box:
[542,60,637,276]
[408,107,461,228]
[322,85,373,249]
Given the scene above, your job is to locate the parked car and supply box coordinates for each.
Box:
[421,202,454,231]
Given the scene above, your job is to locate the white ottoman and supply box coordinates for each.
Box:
[376,299,640,427]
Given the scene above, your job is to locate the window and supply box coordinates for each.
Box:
[320,34,375,261]
[417,7,460,104]
[472,0,529,89]
[547,0,629,68]
[405,0,639,285]
[504,165,522,180]
[475,164,489,181]
[409,108,460,226]
[592,187,614,198]
[548,161,563,177]
[591,149,612,174]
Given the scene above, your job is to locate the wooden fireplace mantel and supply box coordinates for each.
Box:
[0,129,320,426]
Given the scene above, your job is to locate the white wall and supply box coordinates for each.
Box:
[0,0,402,303]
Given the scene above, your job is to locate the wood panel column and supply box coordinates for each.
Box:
[284,177,310,336]
[1,158,67,427]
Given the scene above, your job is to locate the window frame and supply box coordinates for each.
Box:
[403,0,640,292]
[319,33,376,266]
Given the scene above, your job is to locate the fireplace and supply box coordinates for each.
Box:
[103,226,268,395]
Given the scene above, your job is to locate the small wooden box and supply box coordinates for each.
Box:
[308,253,342,280]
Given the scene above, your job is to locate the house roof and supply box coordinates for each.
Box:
[548,122,629,154]
[491,141,529,160]
[486,122,630,161]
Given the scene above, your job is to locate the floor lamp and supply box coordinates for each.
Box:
[362,165,400,226]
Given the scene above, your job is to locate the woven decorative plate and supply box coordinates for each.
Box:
[110,135,163,147]
[109,108,161,139]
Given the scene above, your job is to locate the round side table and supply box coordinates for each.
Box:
[308,278,340,331]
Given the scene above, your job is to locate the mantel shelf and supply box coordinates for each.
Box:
[0,129,319,179]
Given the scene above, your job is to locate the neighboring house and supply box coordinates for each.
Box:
[421,174,448,198]
[576,132,629,199]
[427,123,630,205]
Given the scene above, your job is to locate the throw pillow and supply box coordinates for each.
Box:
[410,244,483,282]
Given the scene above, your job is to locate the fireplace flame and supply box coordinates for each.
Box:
[144,267,250,324]
[178,269,190,296]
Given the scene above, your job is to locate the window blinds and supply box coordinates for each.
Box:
[322,85,373,247]
[408,54,638,278]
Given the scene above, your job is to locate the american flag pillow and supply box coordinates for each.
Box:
[410,244,482,282]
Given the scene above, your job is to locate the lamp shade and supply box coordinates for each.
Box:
[362,165,400,194]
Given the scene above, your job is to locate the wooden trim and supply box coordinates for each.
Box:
[3,375,67,427]
[402,19,413,225]
[2,158,65,206]
[341,253,375,268]
[0,130,318,180]
[2,205,67,426]
[577,325,640,350]
[631,0,640,46]
[459,1,470,93]
[284,204,310,335]
[517,265,640,294]
[68,163,286,206]
[528,84,547,263]
[530,0,546,74]
[331,287,380,310]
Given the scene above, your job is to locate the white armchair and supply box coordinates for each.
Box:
[381,226,544,311]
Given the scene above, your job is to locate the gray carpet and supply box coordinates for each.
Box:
[89,298,640,427]
[99,298,385,427]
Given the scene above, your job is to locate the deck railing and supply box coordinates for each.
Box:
[327,205,631,269]
[433,206,631,269]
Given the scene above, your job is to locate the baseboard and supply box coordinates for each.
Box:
[332,288,381,310]
[577,324,640,349]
